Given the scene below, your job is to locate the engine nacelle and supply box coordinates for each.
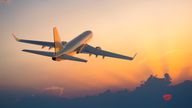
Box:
[62,41,67,46]
[95,47,102,57]
[41,46,46,49]
[48,46,53,50]
[52,57,61,61]
[96,46,102,50]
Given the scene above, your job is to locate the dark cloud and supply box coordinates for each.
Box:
[1,73,192,108]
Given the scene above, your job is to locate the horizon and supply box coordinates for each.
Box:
[0,72,190,98]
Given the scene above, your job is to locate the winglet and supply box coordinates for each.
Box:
[132,53,137,60]
[12,33,20,41]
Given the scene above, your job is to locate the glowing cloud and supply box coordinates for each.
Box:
[43,86,64,96]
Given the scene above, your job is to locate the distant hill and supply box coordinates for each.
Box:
[0,73,192,108]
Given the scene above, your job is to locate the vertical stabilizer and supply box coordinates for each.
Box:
[53,27,63,53]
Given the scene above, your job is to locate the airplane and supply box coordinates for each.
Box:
[13,27,137,63]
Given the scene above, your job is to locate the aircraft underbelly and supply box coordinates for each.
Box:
[64,35,91,55]
[65,40,86,54]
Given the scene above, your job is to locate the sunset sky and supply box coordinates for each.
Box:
[0,0,192,97]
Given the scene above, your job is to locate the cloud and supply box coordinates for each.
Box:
[42,86,64,96]
[177,66,192,82]
[0,0,10,4]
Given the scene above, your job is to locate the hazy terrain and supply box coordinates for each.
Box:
[1,73,192,108]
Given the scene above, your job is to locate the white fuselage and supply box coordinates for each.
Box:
[55,31,92,57]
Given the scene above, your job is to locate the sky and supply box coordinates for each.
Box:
[0,0,192,97]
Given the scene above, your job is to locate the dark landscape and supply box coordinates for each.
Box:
[1,73,192,108]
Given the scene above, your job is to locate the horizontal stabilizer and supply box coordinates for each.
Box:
[22,49,87,62]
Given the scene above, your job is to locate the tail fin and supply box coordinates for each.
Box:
[53,27,63,53]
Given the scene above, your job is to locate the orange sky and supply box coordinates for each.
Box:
[0,0,192,97]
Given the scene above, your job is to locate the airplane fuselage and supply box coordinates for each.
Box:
[55,30,92,57]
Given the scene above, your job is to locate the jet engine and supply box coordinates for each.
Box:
[95,46,102,58]
[96,46,102,50]
[62,41,67,46]
[41,45,46,49]
[52,57,61,61]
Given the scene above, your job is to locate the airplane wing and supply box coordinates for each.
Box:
[22,49,87,62]
[81,45,137,60]
[13,34,54,47]
[22,49,54,57]
[60,54,87,62]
